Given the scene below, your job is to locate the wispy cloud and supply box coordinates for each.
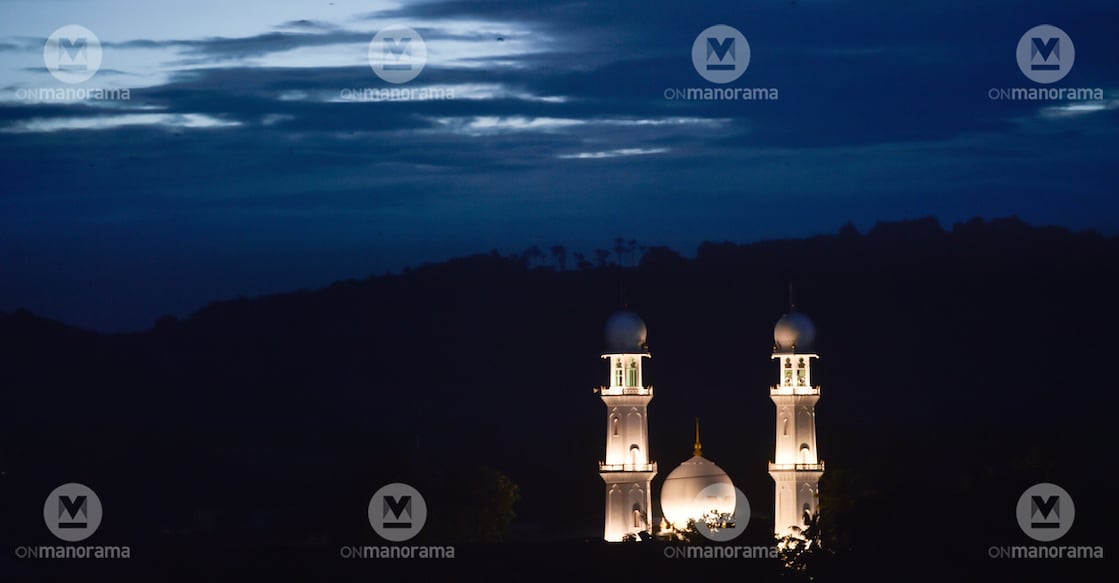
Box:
[2,112,240,132]
[557,147,668,159]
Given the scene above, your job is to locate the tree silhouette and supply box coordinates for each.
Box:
[573,251,591,271]
[700,508,736,532]
[658,509,735,545]
[424,465,521,543]
[521,245,544,268]
[838,221,860,239]
[550,244,568,271]
[776,509,833,576]
[595,249,612,268]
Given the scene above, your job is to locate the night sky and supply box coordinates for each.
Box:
[2,0,1116,331]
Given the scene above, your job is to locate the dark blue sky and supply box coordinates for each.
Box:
[1,0,1117,331]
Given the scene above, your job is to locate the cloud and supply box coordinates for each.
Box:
[557,147,669,159]
[0,0,1117,331]
[1,112,241,133]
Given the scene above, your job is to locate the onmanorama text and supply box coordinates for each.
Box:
[663,545,778,559]
[15,545,131,559]
[663,87,779,101]
[340,545,455,559]
[987,87,1104,101]
[15,88,131,101]
[988,545,1103,559]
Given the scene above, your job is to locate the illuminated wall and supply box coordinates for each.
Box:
[768,314,824,539]
[599,351,656,541]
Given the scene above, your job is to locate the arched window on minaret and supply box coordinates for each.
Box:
[785,358,792,368]
[630,444,641,466]
[800,444,811,465]
[782,417,789,436]
[614,360,624,387]
[626,359,638,387]
[612,416,620,436]
[632,503,642,527]
[798,357,805,368]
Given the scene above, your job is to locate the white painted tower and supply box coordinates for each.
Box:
[768,310,825,538]
[598,310,657,542]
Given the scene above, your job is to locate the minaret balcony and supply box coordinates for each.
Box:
[770,384,820,396]
[598,386,654,397]
[599,461,658,473]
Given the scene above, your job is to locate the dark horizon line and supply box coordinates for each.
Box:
[1,213,1111,335]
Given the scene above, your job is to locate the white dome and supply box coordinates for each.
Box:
[604,310,648,353]
[659,455,736,528]
[774,311,816,353]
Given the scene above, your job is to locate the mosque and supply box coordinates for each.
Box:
[596,307,824,542]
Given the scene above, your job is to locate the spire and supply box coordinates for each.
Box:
[788,282,796,312]
[618,266,629,311]
[693,417,703,457]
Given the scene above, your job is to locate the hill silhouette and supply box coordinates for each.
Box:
[1,215,1115,579]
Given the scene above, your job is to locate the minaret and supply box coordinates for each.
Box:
[598,310,657,542]
[768,306,824,538]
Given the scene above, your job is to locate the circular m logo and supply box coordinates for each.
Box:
[1016,24,1074,84]
[44,482,103,542]
[43,25,102,84]
[369,25,427,84]
[692,25,750,84]
[368,482,428,542]
[692,485,751,542]
[1016,482,1075,542]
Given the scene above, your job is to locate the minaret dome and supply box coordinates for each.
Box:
[604,310,649,354]
[773,311,816,353]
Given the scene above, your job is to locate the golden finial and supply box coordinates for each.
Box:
[693,417,703,457]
